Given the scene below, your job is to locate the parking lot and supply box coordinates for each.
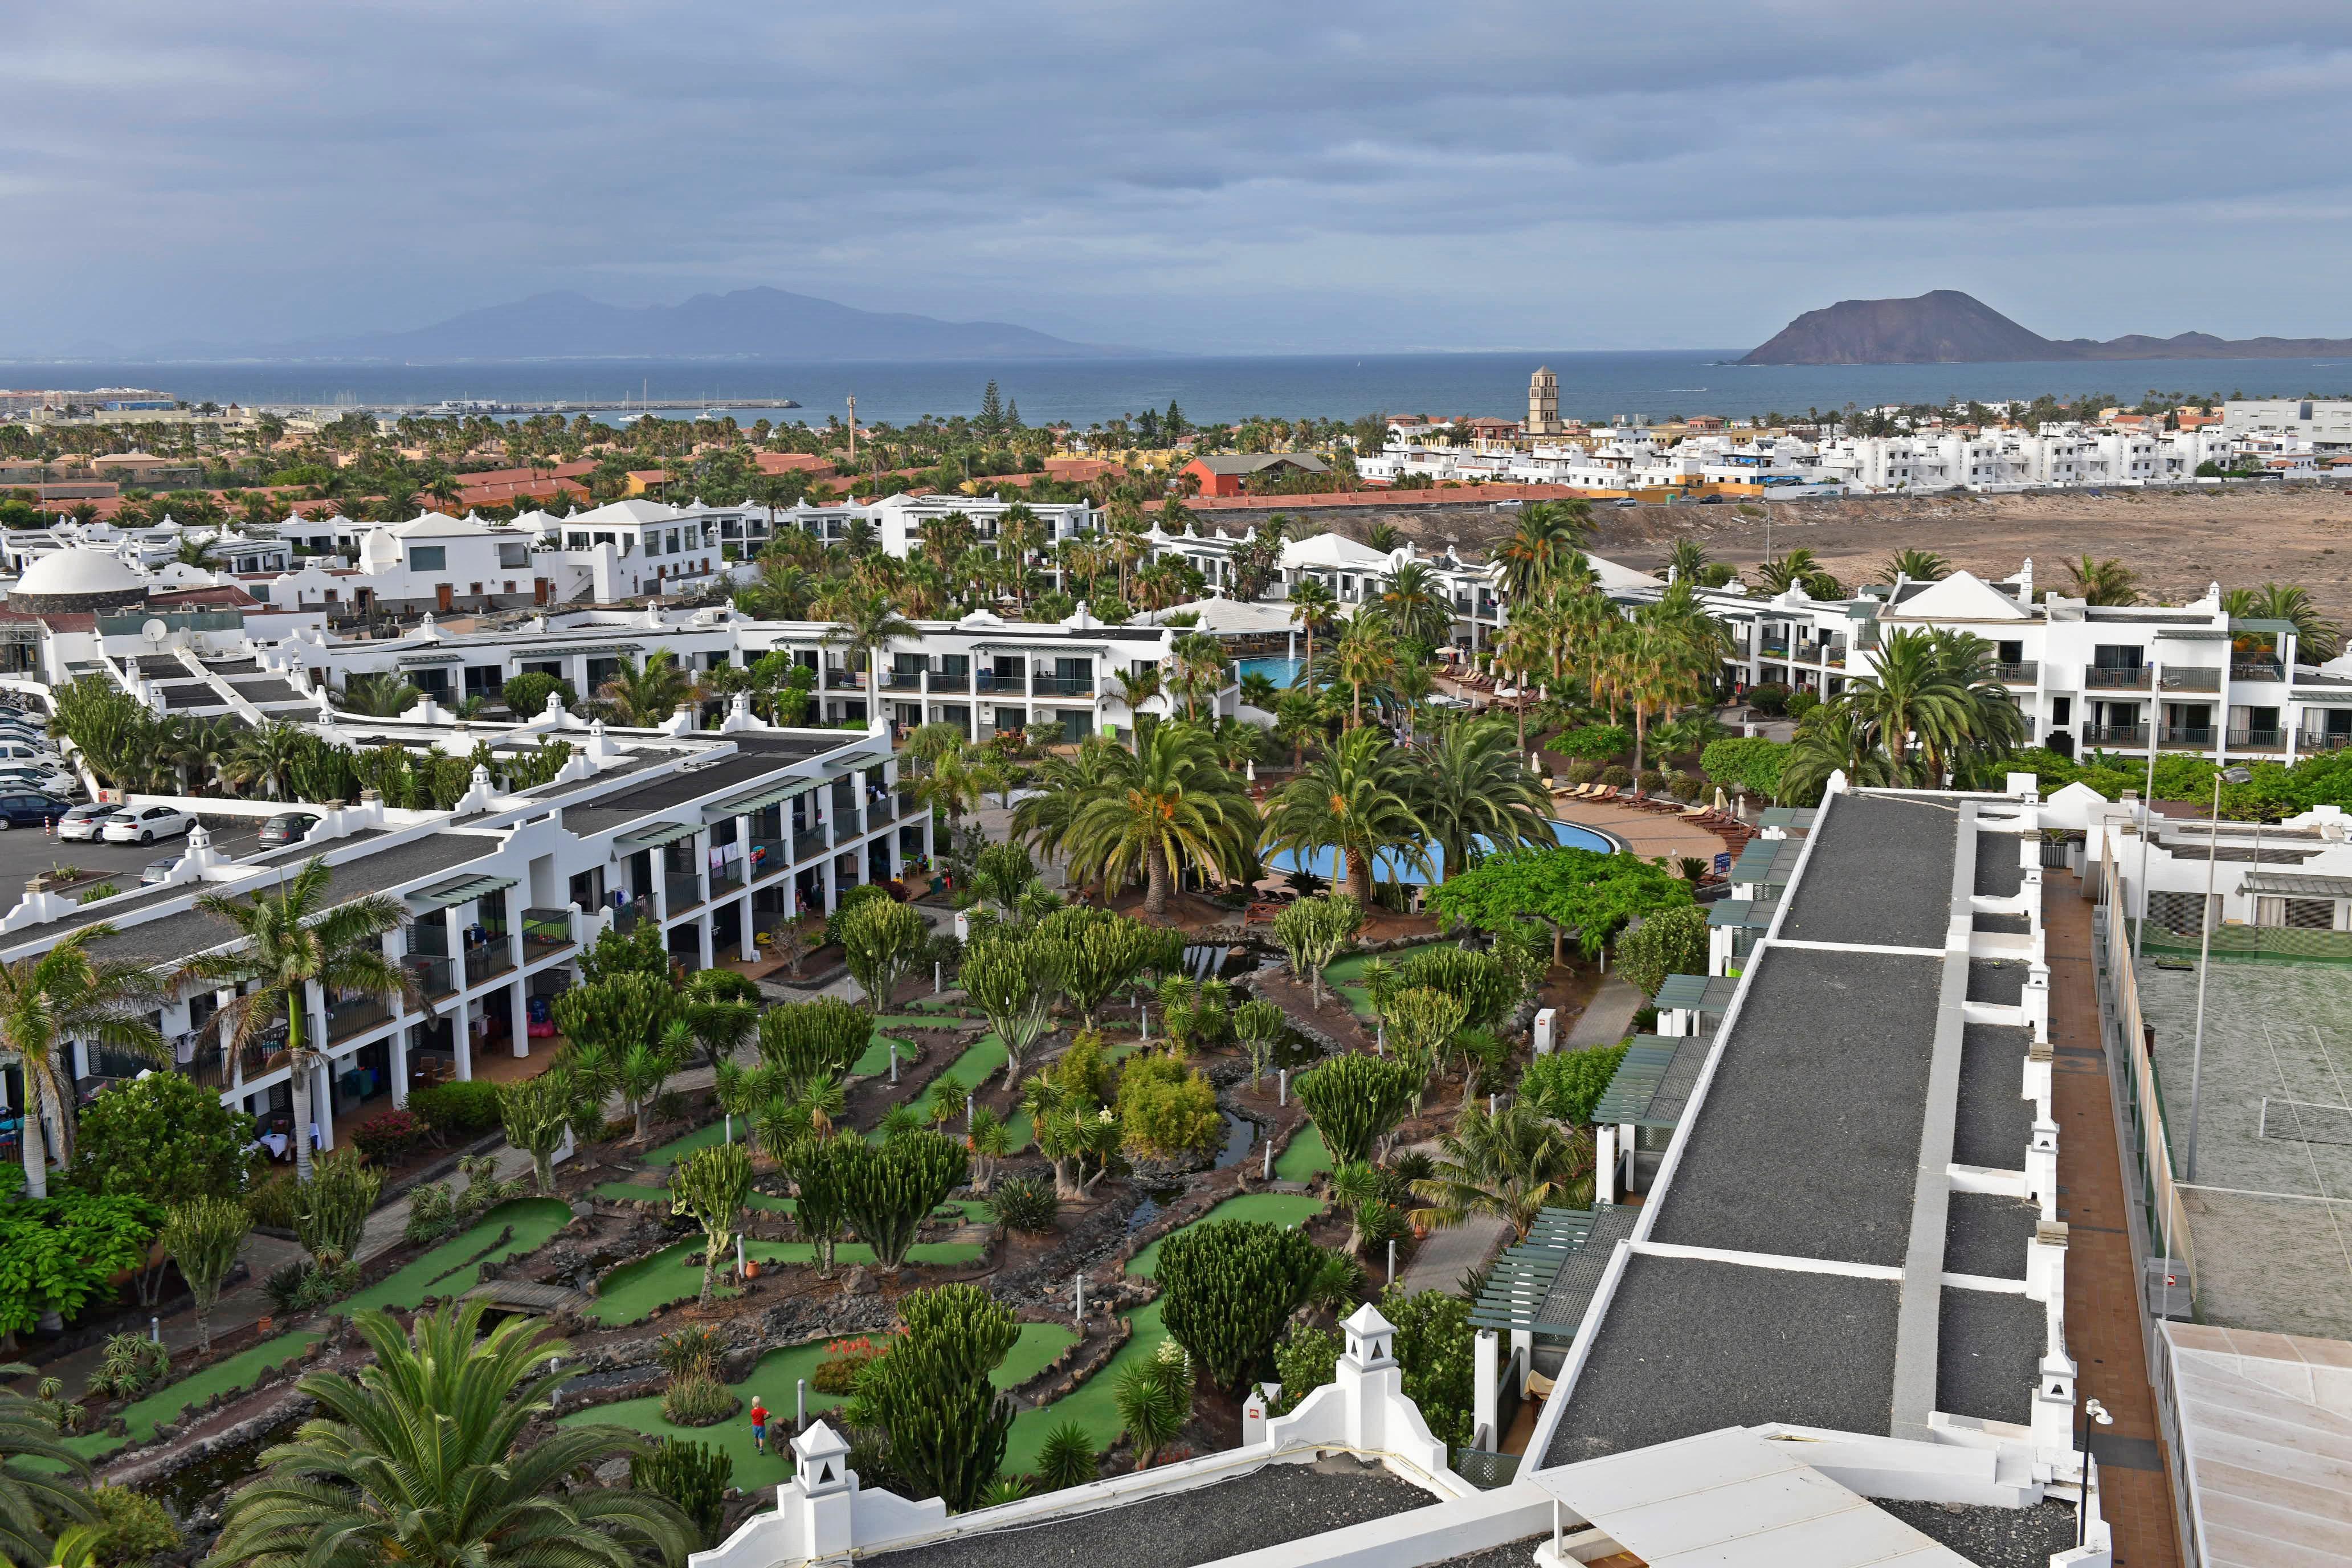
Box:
[0,811,284,902]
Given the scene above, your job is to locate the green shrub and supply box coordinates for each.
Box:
[1564,760,1599,786]
[1520,1042,1632,1125]
[631,1438,733,1550]
[1158,1219,1327,1395]
[656,1326,724,1380]
[1669,769,1706,801]
[1786,688,1820,720]
[244,1170,297,1231]
[77,881,121,904]
[988,1174,1059,1234]
[1596,765,1632,788]
[1114,1055,1221,1158]
[1270,1321,1345,1414]
[660,1372,738,1427]
[1555,723,1630,762]
[350,1109,426,1162]
[81,1483,180,1566]
[812,1333,889,1395]
[1612,905,1711,998]
[1035,1419,1100,1490]
[1700,736,1789,801]
[1636,769,1665,795]
[407,1080,502,1139]
[84,1334,170,1402]
[1746,681,1790,715]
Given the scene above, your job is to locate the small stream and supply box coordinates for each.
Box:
[1212,1112,1256,1170]
[142,1409,303,1517]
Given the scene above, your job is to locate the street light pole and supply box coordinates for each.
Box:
[2184,765,2249,1183]
[2076,1396,2113,1547]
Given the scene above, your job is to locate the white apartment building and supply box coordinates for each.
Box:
[2223,398,2352,453]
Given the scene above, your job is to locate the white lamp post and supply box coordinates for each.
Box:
[2077,1396,2113,1547]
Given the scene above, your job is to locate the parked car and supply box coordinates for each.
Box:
[0,793,72,831]
[1611,497,1640,508]
[0,765,79,798]
[54,801,117,842]
[103,804,194,844]
[140,855,184,885]
[258,811,322,848]
[0,740,63,766]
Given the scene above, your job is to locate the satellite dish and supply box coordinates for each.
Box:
[142,619,168,644]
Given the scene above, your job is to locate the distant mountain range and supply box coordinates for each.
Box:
[1741,290,2352,364]
[147,287,1137,363]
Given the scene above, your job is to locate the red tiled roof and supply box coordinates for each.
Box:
[452,459,596,486]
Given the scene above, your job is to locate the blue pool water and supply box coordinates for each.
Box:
[1268,818,1614,887]
[1236,655,1306,688]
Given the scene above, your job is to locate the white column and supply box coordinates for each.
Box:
[1473,1329,1500,1444]
[739,893,757,962]
[509,982,529,1059]
[305,979,335,1151]
[821,857,839,914]
[695,910,714,972]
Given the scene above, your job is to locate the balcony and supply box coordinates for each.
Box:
[1757,640,1790,659]
[327,995,393,1043]
[2081,723,2147,747]
[2227,728,2286,750]
[1032,674,1095,698]
[2232,658,2286,683]
[928,669,971,693]
[823,667,864,691]
[464,946,514,986]
[895,789,920,816]
[2160,667,2221,692]
[664,872,704,913]
[711,860,746,896]
[880,669,925,692]
[1994,661,2038,685]
[1820,645,1848,667]
[2085,667,2151,690]
[750,836,787,878]
[2161,725,2217,749]
[974,670,1024,693]
[406,954,455,998]
[2301,730,2352,753]
[521,907,574,956]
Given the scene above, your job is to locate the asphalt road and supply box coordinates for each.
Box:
[0,812,276,897]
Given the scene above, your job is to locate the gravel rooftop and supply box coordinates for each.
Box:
[1873,1498,2078,1567]
[1973,832,2026,898]
[1942,1191,2038,1280]
[868,1459,1437,1568]
[1777,792,1958,949]
[1545,1255,1900,1467]
[1647,946,1943,1268]
[1936,1288,2045,1426]
[1966,958,2028,1006]
[1952,1024,2033,1171]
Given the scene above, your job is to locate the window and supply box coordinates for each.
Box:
[410,546,447,571]
[2147,891,2206,933]
[2051,697,2072,727]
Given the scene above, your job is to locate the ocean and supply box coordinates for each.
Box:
[6,351,2350,430]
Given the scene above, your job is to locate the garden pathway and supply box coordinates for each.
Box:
[1565,975,1643,1050]
[1397,1214,1509,1297]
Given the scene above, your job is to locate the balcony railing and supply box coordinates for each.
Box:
[664,872,703,913]
[928,670,971,692]
[711,861,746,895]
[2162,725,2217,748]
[521,908,574,952]
[1994,661,2039,684]
[896,789,920,816]
[2081,723,2148,746]
[2300,730,2352,753]
[2085,667,2151,689]
[750,837,787,878]
[2232,659,2286,683]
[824,668,864,690]
[328,995,393,1042]
[1820,645,1847,667]
[464,947,514,986]
[974,670,1025,692]
[1032,674,1095,697]
[880,669,925,691]
[406,954,455,997]
[2228,728,2286,749]
[1757,640,1789,658]
[2161,667,2221,692]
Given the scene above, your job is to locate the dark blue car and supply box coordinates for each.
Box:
[0,791,71,830]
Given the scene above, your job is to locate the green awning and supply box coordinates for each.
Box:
[1708,899,1767,929]
[615,819,703,852]
[2230,618,2300,637]
[1729,838,1804,887]
[1758,807,1816,831]
[1592,1034,1710,1129]
[397,652,463,665]
[2154,628,2230,641]
[704,776,820,819]
[1469,1204,1636,1339]
[1654,973,1740,1014]
[407,873,516,912]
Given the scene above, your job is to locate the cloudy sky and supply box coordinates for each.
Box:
[11,2,2352,357]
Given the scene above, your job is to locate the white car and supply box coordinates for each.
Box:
[0,740,63,767]
[55,802,117,842]
[0,765,78,798]
[102,805,194,844]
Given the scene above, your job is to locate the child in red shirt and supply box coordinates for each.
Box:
[750,1396,770,1455]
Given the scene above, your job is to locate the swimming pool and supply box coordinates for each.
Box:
[1236,655,1308,688]
[1267,818,1615,887]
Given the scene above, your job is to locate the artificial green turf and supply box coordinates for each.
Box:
[61,1332,324,1462]
[1274,1123,1332,1181]
[642,1121,729,1167]
[868,1034,1008,1141]
[851,1032,920,1078]
[584,1237,988,1326]
[342,1198,574,1314]
[1001,1300,1169,1476]
[591,1178,793,1214]
[1320,944,1446,1019]
[560,1321,1076,1492]
[1126,1193,1327,1279]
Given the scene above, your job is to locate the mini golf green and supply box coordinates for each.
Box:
[852,1032,920,1078]
[1275,1124,1332,1181]
[62,1332,324,1463]
[591,1178,794,1214]
[870,1035,1008,1141]
[585,1237,989,1326]
[642,1121,729,1168]
[344,1197,574,1314]
[1321,944,1444,1019]
[1126,1193,1328,1279]
[560,1321,1076,1492]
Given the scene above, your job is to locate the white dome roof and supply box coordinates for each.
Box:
[15,548,148,598]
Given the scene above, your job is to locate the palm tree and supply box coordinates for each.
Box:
[1287,577,1337,682]
[2222,582,2342,662]
[1170,632,1228,721]
[1777,701,1893,803]
[815,582,916,717]
[0,929,165,1198]
[2064,556,2140,607]
[1409,1099,1587,1244]
[1330,613,1398,729]
[1010,738,1127,879]
[1664,537,1709,584]
[598,650,697,727]
[1845,627,1971,781]
[1922,628,2027,785]
[173,535,224,570]
[224,721,309,799]
[1623,583,1728,779]
[1754,548,1824,597]
[1880,548,1950,583]
[0,1364,93,1563]
[1264,725,1430,906]
[1377,560,1452,648]
[1410,715,1554,881]
[208,1302,691,1568]
[1063,721,1255,917]
[1113,666,1163,745]
[337,672,422,718]
[178,858,422,1184]
[1493,500,1590,604]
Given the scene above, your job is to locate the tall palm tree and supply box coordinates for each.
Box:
[1922,628,2028,785]
[178,858,423,1184]
[1664,536,1709,585]
[173,534,225,570]
[815,582,916,717]
[1170,632,1228,721]
[1846,627,1971,780]
[1113,666,1163,746]
[2222,582,2342,662]
[0,929,165,1198]
[1879,548,1950,583]
[2063,555,2140,607]
[1287,577,1337,681]
[1493,500,1591,605]
[1409,1099,1587,1244]
[1264,724,1430,907]
[209,1302,691,1568]
[1377,560,1452,649]
[1330,613,1398,729]
[1623,583,1728,778]
[1010,738,1128,879]
[1063,721,1255,917]
[1410,715,1555,881]
[337,672,422,718]
[0,1364,93,1563]
[1777,701,1893,804]
[225,721,309,800]
[598,650,698,727]
[1754,548,1824,597]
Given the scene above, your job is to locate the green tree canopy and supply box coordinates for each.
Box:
[1158,1219,1332,1395]
[68,1071,255,1206]
[1427,845,1691,962]
[1612,905,1711,998]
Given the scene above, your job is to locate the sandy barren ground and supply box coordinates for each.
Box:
[1360,486,2352,616]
